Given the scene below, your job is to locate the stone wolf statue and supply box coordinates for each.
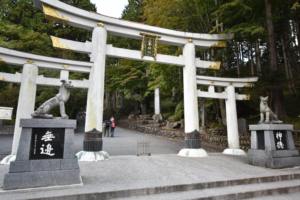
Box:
[32,80,72,119]
[259,96,282,124]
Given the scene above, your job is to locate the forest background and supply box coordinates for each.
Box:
[0,0,300,129]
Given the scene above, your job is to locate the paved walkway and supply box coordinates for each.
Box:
[0,154,300,199]
[0,127,184,158]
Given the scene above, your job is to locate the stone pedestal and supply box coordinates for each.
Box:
[178,130,208,157]
[248,123,300,168]
[3,119,81,190]
[76,129,109,161]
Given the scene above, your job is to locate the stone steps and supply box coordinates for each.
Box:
[113,179,300,200]
[28,173,300,200]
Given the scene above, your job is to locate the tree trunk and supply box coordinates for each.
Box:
[217,87,226,126]
[265,0,278,72]
[249,43,255,76]
[199,99,205,128]
[281,37,296,95]
[255,40,262,76]
[236,42,241,77]
[264,0,286,118]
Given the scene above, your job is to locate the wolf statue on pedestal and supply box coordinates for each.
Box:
[32,80,72,119]
[259,96,282,124]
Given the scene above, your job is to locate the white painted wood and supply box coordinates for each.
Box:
[197,90,227,99]
[49,37,222,69]
[0,107,13,120]
[51,36,92,54]
[197,90,250,101]
[0,72,88,88]
[196,75,258,88]
[225,85,240,150]
[0,72,21,83]
[183,42,199,133]
[85,26,107,132]
[60,70,69,81]
[0,46,92,73]
[106,45,183,66]
[154,88,160,115]
[36,76,89,88]
[11,64,38,155]
[37,0,232,47]
[208,86,215,93]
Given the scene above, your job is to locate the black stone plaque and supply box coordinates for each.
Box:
[30,128,65,160]
[273,130,287,150]
[257,130,265,150]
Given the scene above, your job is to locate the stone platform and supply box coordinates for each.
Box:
[3,119,81,190]
[0,154,300,199]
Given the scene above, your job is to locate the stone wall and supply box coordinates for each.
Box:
[118,119,251,152]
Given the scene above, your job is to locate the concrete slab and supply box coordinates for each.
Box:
[0,153,300,199]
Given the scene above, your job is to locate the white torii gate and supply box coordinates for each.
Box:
[197,75,258,155]
[0,47,90,164]
[34,0,233,159]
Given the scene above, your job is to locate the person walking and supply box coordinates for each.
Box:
[110,116,116,137]
[103,119,110,137]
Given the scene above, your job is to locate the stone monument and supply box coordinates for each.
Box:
[3,81,81,190]
[248,96,300,168]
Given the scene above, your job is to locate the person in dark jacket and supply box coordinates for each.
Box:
[103,119,111,137]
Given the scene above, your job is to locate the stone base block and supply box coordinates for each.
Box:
[83,129,103,151]
[177,148,208,157]
[0,154,16,165]
[76,151,109,161]
[185,130,201,149]
[3,169,82,190]
[248,149,300,168]
[223,148,247,156]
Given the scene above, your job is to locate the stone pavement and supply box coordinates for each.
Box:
[0,127,185,160]
[0,153,300,199]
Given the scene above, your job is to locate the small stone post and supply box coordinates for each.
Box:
[12,64,38,155]
[223,85,245,155]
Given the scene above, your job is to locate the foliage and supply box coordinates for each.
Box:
[1,0,300,127]
[0,0,96,119]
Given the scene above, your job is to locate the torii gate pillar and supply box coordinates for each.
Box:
[178,42,207,157]
[12,64,38,155]
[85,25,107,132]
[223,85,246,155]
[76,24,109,161]
[1,64,38,165]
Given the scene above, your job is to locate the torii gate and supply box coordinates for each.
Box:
[33,0,234,159]
[0,47,90,164]
[197,75,258,155]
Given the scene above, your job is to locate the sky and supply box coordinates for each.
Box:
[90,0,129,18]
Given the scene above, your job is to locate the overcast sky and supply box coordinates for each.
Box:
[90,0,129,18]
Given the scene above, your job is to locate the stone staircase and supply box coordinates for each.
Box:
[31,173,300,200]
